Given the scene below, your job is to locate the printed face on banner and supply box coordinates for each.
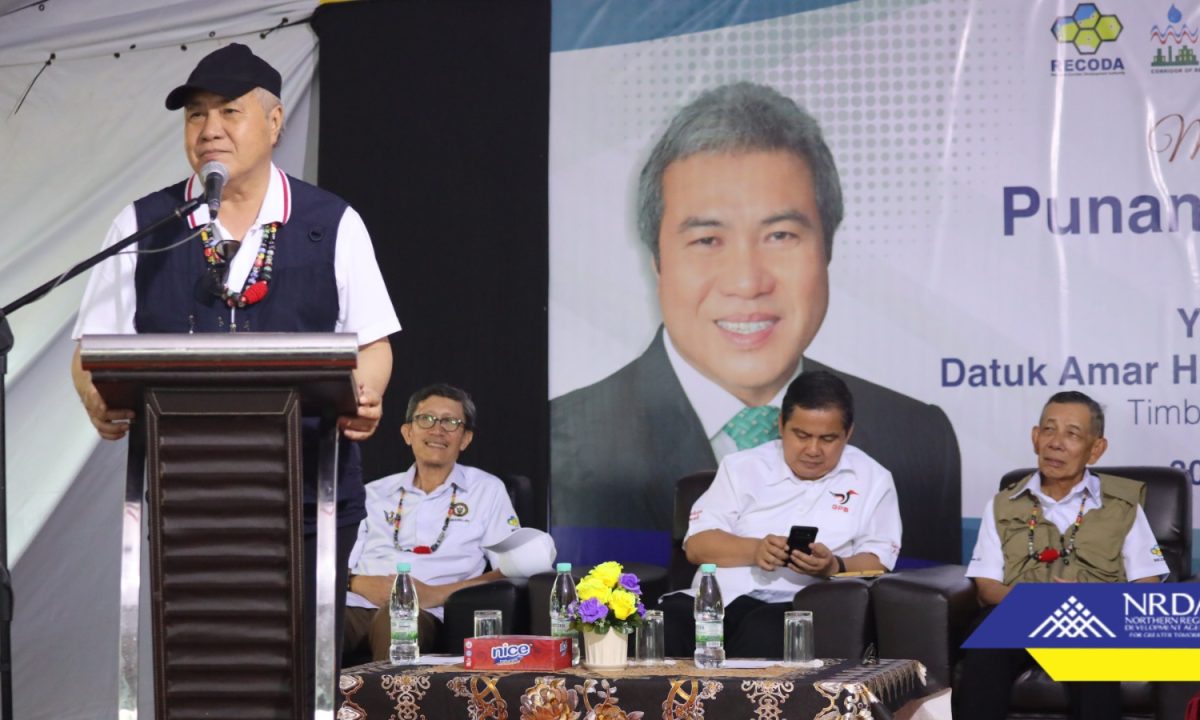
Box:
[183,89,282,186]
[780,405,851,480]
[655,150,828,406]
[1030,402,1108,488]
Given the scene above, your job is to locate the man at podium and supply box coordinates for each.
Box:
[68,42,400,680]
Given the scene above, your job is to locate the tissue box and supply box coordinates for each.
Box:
[463,635,572,671]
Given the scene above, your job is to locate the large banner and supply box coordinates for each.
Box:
[548,0,1200,569]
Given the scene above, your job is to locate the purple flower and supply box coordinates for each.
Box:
[618,573,642,594]
[636,601,646,617]
[577,597,609,624]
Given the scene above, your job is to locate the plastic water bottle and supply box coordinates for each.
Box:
[694,563,725,668]
[549,562,581,666]
[389,561,419,664]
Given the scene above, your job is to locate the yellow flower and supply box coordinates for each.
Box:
[590,561,623,589]
[576,576,612,605]
[608,588,637,620]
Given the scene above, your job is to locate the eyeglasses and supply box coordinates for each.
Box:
[412,413,467,432]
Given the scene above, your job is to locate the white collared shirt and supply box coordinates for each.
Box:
[966,470,1167,582]
[662,329,801,461]
[680,440,902,604]
[72,163,400,344]
[346,464,520,619]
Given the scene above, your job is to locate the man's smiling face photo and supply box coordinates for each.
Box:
[655,147,829,407]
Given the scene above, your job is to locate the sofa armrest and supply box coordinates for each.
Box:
[870,565,977,690]
[526,571,557,636]
[439,577,530,653]
[627,562,671,606]
[793,578,875,659]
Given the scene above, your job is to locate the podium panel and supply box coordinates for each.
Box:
[81,333,358,720]
[147,388,304,719]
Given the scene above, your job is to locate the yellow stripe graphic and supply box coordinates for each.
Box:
[1028,649,1200,681]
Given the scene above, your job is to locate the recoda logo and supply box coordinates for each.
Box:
[1050,3,1125,75]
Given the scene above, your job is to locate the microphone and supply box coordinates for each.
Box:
[200,161,229,220]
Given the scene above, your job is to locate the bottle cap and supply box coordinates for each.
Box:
[556,562,572,572]
[396,562,412,573]
[700,563,717,573]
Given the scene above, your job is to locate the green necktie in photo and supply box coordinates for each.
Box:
[722,405,781,451]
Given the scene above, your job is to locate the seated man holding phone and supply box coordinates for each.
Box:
[659,370,902,658]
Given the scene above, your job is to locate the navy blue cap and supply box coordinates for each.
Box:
[165,43,282,110]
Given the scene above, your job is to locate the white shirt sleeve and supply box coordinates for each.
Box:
[850,473,902,570]
[479,479,520,569]
[683,460,740,546]
[480,480,519,547]
[1123,504,1169,581]
[333,206,401,344]
[72,204,140,339]
[346,516,377,609]
[965,499,1005,582]
[347,517,369,572]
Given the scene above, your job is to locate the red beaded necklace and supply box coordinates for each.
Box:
[388,482,460,555]
[1026,490,1090,565]
[200,222,277,308]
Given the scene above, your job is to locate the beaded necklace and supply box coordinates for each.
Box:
[389,482,460,554]
[200,222,278,308]
[1026,490,1090,565]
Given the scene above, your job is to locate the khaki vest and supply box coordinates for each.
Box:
[995,473,1144,585]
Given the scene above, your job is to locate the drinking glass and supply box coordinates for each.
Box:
[474,609,502,638]
[783,610,815,665]
[635,610,665,664]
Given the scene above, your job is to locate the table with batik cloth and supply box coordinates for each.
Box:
[337,657,927,719]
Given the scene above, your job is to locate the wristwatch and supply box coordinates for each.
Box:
[347,573,356,593]
[834,556,846,575]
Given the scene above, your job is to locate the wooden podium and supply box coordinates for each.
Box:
[81,333,358,720]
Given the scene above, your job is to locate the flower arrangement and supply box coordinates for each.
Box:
[570,561,646,635]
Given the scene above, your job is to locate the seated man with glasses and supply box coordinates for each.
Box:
[343,383,543,658]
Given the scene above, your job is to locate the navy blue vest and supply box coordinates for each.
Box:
[132,176,365,533]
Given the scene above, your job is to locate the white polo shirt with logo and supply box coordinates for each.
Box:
[683,440,902,604]
[346,463,519,619]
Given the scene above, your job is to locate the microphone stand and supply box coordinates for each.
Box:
[0,196,202,720]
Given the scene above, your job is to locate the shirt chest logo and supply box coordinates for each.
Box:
[830,490,859,513]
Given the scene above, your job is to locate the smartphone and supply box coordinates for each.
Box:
[787,525,819,556]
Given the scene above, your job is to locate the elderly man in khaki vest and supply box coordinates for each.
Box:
[955,391,1167,719]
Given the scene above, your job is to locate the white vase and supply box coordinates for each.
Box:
[582,628,628,669]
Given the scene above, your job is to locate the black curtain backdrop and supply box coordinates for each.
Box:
[312,0,551,529]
